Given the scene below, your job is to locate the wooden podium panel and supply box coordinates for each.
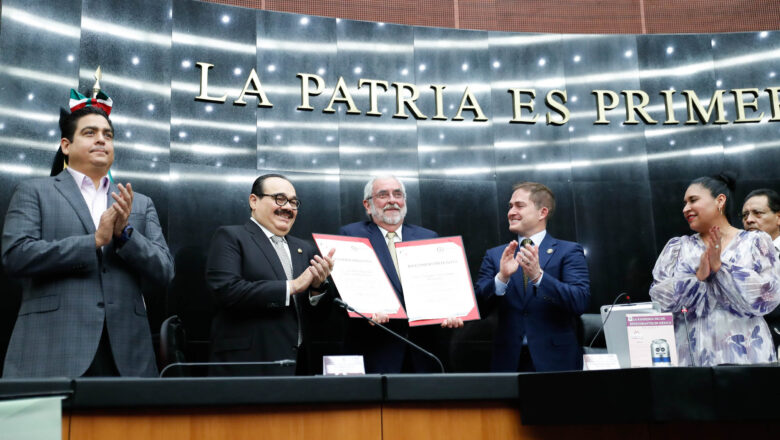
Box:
[381,402,654,440]
[382,402,524,440]
[63,405,381,440]
[381,403,780,440]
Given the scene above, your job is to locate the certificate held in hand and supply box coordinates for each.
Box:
[313,234,479,326]
[395,236,480,326]
[312,234,406,319]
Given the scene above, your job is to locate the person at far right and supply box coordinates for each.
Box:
[741,188,780,254]
[650,174,780,366]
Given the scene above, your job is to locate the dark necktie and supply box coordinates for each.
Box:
[520,238,534,289]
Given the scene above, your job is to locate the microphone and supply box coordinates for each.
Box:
[680,307,696,366]
[334,297,446,373]
[588,292,629,349]
[159,359,296,378]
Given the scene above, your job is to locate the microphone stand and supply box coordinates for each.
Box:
[334,298,445,374]
[588,292,629,349]
[681,307,696,366]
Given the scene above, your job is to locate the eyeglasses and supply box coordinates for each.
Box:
[368,190,405,201]
[259,193,301,209]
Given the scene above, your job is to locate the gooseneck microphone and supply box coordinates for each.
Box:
[588,292,630,349]
[159,359,296,378]
[334,297,446,374]
[681,307,696,366]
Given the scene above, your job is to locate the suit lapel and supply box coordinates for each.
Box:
[287,236,308,278]
[244,221,288,281]
[538,234,557,271]
[54,171,97,233]
[366,223,403,299]
[106,181,117,210]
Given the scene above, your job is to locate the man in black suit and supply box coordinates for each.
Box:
[205,174,334,376]
[338,176,462,373]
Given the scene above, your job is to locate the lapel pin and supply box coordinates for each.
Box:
[547,248,554,254]
[297,248,303,254]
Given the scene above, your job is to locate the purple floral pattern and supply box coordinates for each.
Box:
[650,230,780,366]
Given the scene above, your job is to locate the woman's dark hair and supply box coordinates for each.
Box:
[51,106,113,176]
[689,171,737,215]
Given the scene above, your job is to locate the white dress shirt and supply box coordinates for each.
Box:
[377,224,403,243]
[66,167,109,229]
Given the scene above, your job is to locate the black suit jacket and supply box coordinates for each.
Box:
[205,220,320,376]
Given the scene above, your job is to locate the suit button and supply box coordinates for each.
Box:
[97,302,105,308]
[102,268,107,273]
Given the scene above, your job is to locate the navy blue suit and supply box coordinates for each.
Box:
[337,221,439,373]
[475,234,590,372]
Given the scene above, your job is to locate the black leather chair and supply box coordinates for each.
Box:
[159,315,187,377]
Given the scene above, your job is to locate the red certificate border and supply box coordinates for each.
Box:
[395,236,481,327]
[312,233,407,319]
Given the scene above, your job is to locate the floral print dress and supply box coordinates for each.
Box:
[650,230,780,366]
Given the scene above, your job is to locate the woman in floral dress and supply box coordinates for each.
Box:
[650,174,780,366]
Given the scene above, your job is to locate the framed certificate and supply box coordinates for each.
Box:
[312,233,406,319]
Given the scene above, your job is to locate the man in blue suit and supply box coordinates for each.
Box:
[475,182,590,372]
[339,176,462,373]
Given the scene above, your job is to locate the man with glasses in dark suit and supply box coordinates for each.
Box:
[205,174,334,376]
[338,176,462,373]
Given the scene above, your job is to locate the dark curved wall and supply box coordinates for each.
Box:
[0,0,778,374]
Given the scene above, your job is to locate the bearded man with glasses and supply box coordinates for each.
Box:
[205,174,334,376]
[338,176,462,374]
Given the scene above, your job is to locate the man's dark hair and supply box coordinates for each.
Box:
[744,188,780,213]
[251,173,290,196]
[60,106,113,142]
[50,106,114,175]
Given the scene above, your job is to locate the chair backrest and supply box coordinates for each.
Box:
[580,313,608,354]
[159,315,187,375]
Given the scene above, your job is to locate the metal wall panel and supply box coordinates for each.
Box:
[489,32,572,185]
[257,12,339,175]
[335,20,418,177]
[170,0,257,169]
[414,27,494,181]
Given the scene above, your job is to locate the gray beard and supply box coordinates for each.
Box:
[370,202,406,225]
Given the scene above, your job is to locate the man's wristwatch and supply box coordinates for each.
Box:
[116,224,134,247]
